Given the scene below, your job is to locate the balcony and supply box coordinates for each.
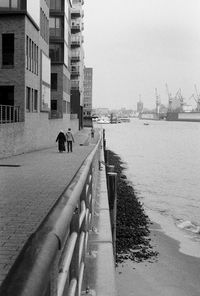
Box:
[71,80,79,90]
[71,9,81,19]
[71,37,81,48]
[71,66,80,78]
[0,105,20,124]
[71,54,80,62]
[71,24,81,34]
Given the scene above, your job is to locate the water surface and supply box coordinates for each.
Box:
[100,119,200,257]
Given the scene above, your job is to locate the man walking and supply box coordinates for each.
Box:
[66,128,74,152]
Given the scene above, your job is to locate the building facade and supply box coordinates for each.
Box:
[49,0,72,119]
[0,0,50,123]
[83,67,93,117]
[0,0,80,158]
[70,0,84,129]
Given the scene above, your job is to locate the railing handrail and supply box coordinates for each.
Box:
[0,104,20,123]
[0,135,102,296]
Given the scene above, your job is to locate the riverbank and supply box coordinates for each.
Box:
[116,223,200,296]
[107,150,158,264]
[108,150,200,295]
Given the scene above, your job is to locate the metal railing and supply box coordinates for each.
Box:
[0,105,20,124]
[0,136,101,296]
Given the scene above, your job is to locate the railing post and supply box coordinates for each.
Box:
[107,172,117,258]
[70,207,80,296]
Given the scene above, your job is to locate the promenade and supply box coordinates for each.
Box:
[0,128,98,286]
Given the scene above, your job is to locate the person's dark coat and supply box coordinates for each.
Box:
[56,131,66,152]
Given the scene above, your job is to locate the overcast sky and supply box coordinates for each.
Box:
[84,0,200,109]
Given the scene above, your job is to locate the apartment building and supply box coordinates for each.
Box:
[70,0,84,128]
[83,67,93,117]
[0,0,79,158]
[0,0,50,123]
[49,0,72,119]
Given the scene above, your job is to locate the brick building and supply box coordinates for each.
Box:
[83,66,93,117]
[0,0,79,158]
[49,0,72,119]
[0,0,50,123]
[70,0,84,129]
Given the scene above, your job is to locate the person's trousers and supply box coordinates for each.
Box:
[67,141,73,152]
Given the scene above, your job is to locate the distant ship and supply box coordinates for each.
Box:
[96,117,110,124]
[166,85,200,122]
[166,111,200,122]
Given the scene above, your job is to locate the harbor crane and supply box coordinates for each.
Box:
[166,83,172,110]
[194,85,200,111]
[175,88,184,111]
[155,88,160,114]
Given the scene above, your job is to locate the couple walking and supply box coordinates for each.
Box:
[56,128,74,153]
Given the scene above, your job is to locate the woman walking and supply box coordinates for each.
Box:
[56,130,66,152]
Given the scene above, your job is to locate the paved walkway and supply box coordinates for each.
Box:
[0,128,99,285]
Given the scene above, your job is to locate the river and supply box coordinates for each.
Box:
[99,118,200,257]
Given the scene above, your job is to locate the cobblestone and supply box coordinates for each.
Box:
[0,128,99,286]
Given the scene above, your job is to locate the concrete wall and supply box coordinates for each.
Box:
[0,114,78,158]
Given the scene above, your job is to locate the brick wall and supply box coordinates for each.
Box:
[0,15,26,121]
[0,115,79,158]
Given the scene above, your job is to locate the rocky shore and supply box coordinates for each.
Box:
[107,150,158,265]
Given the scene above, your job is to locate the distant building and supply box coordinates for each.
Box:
[70,0,84,129]
[0,0,50,122]
[49,0,72,119]
[137,100,143,113]
[83,67,93,117]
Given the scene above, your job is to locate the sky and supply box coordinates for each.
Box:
[83,0,200,109]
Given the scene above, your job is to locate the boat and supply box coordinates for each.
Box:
[118,117,131,122]
[96,117,110,124]
[166,111,200,122]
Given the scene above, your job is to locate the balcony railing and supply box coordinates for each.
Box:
[71,37,81,48]
[71,9,81,18]
[71,65,80,74]
[0,105,20,124]
[71,24,81,33]
[71,55,80,62]
[71,81,80,90]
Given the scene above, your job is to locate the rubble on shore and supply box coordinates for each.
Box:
[107,150,158,265]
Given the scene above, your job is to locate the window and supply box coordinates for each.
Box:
[2,34,14,67]
[11,0,18,8]
[26,36,38,75]
[31,41,34,72]
[51,100,57,110]
[50,0,61,10]
[26,35,28,69]
[0,86,14,105]
[49,44,63,62]
[33,90,38,111]
[0,0,20,8]
[26,87,31,112]
[36,46,38,75]
[49,17,62,38]
[51,73,57,90]
[28,38,31,70]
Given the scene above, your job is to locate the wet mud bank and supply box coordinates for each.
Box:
[107,150,158,265]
